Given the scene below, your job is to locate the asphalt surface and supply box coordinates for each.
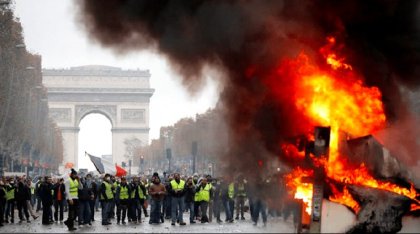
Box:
[0,208,297,233]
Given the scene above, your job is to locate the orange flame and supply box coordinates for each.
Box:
[283,36,419,215]
[285,168,314,214]
[326,53,353,70]
[321,36,353,70]
[329,186,360,213]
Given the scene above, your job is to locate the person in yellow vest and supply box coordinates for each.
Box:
[100,173,114,225]
[221,176,235,223]
[235,176,247,220]
[116,177,131,225]
[5,178,16,223]
[64,169,82,231]
[169,173,186,226]
[196,177,213,223]
[130,176,146,224]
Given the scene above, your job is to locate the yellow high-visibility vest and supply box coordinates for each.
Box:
[101,181,114,200]
[198,184,211,202]
[69,178,79,198]
[119,185,129,200]
[228,183,235,199]
[6,185,14,201]
[113,182,118,194]
[170,180,185,192]
[131,185,145,199]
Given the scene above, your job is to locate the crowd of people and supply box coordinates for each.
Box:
[0,169,300,231]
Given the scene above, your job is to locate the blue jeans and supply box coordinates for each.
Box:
[150,200,162,224]
[78,200,91,224]
[164,195,171,218]
[171,197,184,223]
[101,200,111,224]
[31,195,36,207]
[252,199,267,224]
[5,199,15,221]
[213,199,221,221]
[222,198,233,221]
[88,200,96,221]
[54,200,64,221]
[185,201,194,222]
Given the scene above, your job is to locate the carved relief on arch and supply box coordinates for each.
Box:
[50,108,72,122]
[75,105,117,126]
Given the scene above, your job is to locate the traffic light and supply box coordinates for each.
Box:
[140,156,144,165]
[122,161,126,168]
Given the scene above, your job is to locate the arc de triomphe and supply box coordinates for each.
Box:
[42,65,154,171]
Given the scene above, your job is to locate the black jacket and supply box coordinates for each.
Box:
[39,182,54,204]
[53,183,66,201]
[15,182,31,202]
[90,181,98,199]
[184,184,195,203]
[0,185,6,203]
[79,180,94,201]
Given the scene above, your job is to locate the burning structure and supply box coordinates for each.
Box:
[76,0,420,232]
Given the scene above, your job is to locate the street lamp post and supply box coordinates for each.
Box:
[26,85,42,176]
[140,155,144,173]
[192,141,197,174]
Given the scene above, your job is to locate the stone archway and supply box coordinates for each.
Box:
[76,105,116,127]
[43,65,154,172]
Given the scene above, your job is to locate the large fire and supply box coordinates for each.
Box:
[280,37,420,216]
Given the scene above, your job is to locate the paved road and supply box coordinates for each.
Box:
[0,209,297,233]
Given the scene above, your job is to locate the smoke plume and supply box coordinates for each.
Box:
[76,0,420,176]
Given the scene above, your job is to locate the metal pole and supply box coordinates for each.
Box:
[192,141,197,174]
[129,159,132,176]
[309,126,330,233]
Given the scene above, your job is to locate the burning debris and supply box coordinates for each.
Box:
[76,0,420,232]
[347,185,412,234]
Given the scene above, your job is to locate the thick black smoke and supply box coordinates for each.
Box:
[76,0,420,175]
